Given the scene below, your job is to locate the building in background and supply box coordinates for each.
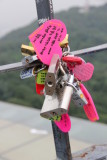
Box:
[79,0,90,13]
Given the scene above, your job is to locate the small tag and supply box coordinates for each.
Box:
[54,114,71,133]
[73,62,94,81]
[29,19,67,65]
[80,84,99,122]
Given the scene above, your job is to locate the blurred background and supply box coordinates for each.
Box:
[0,0,107,123]
[0,0,107,159]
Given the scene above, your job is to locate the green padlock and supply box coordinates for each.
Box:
[36,70,47,85]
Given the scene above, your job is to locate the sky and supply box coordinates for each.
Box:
[0,0,107,38]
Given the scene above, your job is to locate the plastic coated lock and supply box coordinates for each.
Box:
[62,56,82,65]
[36,70,47,85]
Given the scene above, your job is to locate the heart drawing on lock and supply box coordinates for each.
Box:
[29,19,67,65]
[73,62,94,82]
[54,114,71,133]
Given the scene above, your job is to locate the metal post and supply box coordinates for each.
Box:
[52,122,72,160]
[35,0,72,159]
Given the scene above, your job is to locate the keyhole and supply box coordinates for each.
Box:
[47,81,53,87]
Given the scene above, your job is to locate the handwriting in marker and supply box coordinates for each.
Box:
[29,19,67,65]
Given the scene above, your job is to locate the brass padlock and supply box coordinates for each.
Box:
[60,34,69,47]
[21,44,35,56]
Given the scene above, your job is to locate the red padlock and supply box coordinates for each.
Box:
[36,83,44,95]
[35,76,44,95]
[62,56,82,65]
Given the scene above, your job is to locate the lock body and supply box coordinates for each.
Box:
[45,54,60,96]
[59,74,74,111]
[20,68,35,79]
[22,55,38,65]
[21,44,35,56]
[41,74,74,119]
[36,69,47,95]
[41,85,66,119]
[72,88,88,107]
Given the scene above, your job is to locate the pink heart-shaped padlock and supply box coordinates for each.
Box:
[80,84,99,122]
[29,19,67,65]
[54,114,71,133]
[73,62,94,81]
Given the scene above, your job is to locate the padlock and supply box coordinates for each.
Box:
[40,81,68,119]
[59,74,74,112]
[72,61,94,82]
[80,84,99,122]
[62,56,82,65]
[21,44,35,56]
[45,54,60,96]
[40,93,62,119]
[22,55,38,65]
[36,83,44,95]
[36,69,47,95]
[71,82,88,107]
[36,69,47,85]
[20,64,45,80]
[60,34,69,48]
[20,67,36,79]
[40,74,74,119]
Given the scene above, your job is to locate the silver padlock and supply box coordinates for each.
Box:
[45,54,60,96]
[41,74,74,119]
[22,55,38,65]
[59,74,74,112]
[72,82,88,107]
[20,64,46,79]
[41,83,66,119]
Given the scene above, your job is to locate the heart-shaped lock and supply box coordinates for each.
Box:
[80,84,99,122]
[29,19,67,65]
[54,114,71,133]
[73,62,94,81]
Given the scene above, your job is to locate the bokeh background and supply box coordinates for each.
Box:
[0,0,107,123]
[0,1,107,159]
